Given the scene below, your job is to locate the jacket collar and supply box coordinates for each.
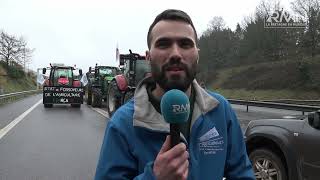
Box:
[133,77,219,132]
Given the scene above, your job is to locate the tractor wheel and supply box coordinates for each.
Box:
[123,90,134,104]
[107,80,122,116]
[87,86,92,105]
[44,104,53,108]
[71,104,81,108]
[249,148,287,180]
[92,88,102,107]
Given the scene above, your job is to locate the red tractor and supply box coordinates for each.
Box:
[106,50,151,115]
[42,64,84,108]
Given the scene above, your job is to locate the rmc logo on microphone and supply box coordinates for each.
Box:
[172,104,190,114]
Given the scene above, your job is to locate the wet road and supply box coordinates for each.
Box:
[0,96,107,180]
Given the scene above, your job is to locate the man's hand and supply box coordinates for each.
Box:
[153,135,189,180]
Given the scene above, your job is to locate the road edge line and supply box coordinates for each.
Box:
[90,107,109,118]
[0,99,42,140]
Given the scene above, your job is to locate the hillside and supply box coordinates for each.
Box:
[208,57,320,100]
[0,63,37,94]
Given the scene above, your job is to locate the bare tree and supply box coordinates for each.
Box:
[255,0,283,22]
[16,37,35,72]
[0,31,34,68]
[208,16,226,32]
[291,0,320,21]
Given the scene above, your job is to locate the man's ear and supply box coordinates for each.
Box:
[197,48,200,64]
[146,50,151,61]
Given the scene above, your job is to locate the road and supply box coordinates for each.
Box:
[232,104,303,131]
[0,94,107,180]
[0,95,303,179]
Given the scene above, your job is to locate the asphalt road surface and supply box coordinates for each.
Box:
[0,95,304,179]
[0,95,107,180]
[232,104,304,131]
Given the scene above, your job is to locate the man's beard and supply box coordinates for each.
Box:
[150,59,197,92]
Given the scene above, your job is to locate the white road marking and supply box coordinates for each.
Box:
[90,107,109,118]
[0,99,42,140]
[283,115,296,119]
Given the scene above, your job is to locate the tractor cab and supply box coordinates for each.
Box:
[43,64,83,87]
[119,50,151,87]
[91,65,119,84]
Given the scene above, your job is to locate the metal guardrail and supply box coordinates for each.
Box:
[263,99,320,103]
[229,99,320,115]
[0,90,42,105]
[262,99,320,106]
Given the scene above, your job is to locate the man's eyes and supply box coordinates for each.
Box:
[155,41,171,48]
[179,40,194,48]
[155,40,194,49]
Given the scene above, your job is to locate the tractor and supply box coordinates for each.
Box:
[85,64,120,107]
[42,63,84,108]
[106,50,151,115]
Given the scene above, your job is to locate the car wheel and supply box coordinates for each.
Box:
[44,104,53,108]
[71,104,81,108]
[249,148,287,180]
[92,88,102,107]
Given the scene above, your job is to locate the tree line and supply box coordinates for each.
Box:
[197,0,320,84]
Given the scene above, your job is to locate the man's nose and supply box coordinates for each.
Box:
[169,43,182,61]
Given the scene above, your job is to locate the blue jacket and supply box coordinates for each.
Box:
[95,79,255,180]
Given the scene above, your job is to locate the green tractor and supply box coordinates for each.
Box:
[106,50,151,115]
[86,64,120,107]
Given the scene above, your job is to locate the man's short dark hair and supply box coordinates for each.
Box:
[147,9,198,49]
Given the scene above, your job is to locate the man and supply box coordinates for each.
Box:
[95,9,255,180]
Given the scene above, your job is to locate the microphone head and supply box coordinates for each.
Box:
[160,89,190,124]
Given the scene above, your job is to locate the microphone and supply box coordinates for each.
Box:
[160,89,190,148]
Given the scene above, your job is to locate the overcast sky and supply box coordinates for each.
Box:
[0,0,293,72]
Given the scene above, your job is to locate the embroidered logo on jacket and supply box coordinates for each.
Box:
[198,127,224,155]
